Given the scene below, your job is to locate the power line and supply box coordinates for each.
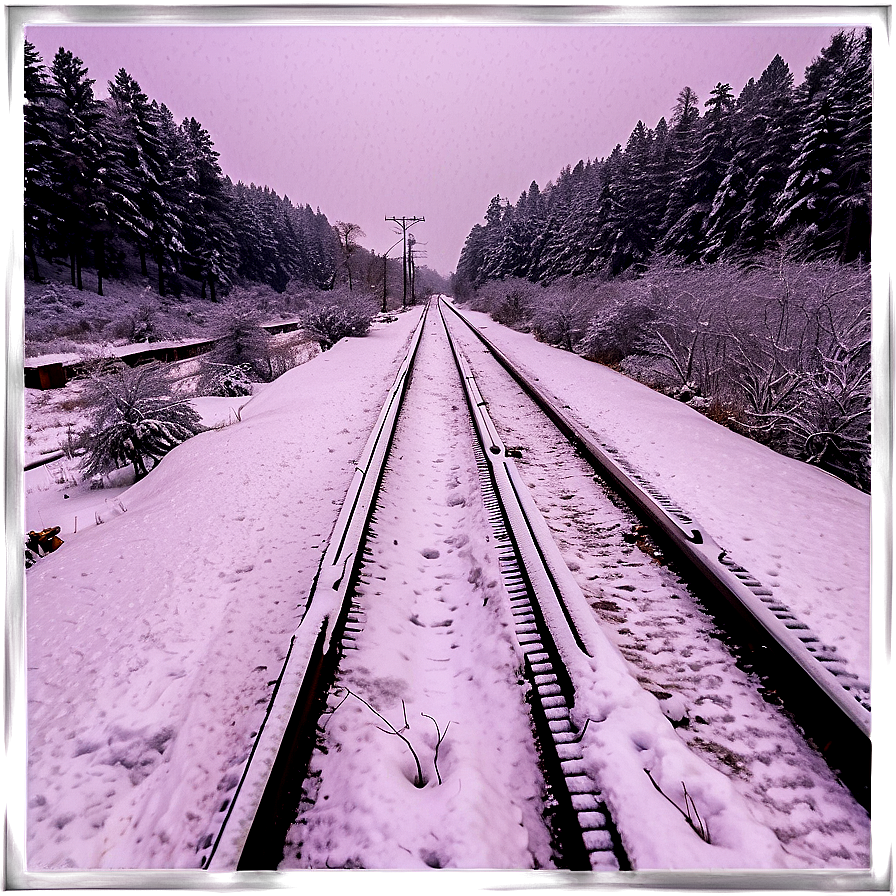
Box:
[385,215,424,308]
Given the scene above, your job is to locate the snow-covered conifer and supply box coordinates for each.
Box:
[81,362,204,481]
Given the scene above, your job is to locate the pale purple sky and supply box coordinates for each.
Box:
[26,22,843,275]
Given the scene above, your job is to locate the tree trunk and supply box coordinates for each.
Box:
[133,453,148,480]
[69,250,76,287]
[156,251,166,296]
[95,234,105,297]
[209,276,216,302]
[139,246,148,277]
[27,240,41,282]
[76,252,83,290]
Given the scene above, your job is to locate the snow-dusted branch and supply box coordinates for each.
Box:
[644,769,710,844]
[335,687,427,788]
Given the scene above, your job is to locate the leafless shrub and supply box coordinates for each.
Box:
[196,297,271,394]
[528,279,599,351]
[644,769,711,844]
[300,287,377,351]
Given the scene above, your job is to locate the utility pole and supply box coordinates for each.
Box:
[385,215,424,309]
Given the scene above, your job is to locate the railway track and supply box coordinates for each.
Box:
[441,299,870,804]
[198,298,870,871]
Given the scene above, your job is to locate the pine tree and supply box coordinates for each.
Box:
[23,41,59,281]
[106,69,184,294]
[659,83,734,260]
[731,55,799,256]
[455,223,488,292]
[179,117,237,299]
[773,89,842,258]
[49,48,106,290]
[655,86,702,257]
[150,102,192,293]
[774,30,871,261]
[599,122,655,274]
[81,362,204,481]
[641,117,673,248]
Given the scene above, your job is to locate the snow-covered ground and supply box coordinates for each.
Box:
[23,309,423,870]
[281,313,556,869]
[18,298,873,875]
[450,305,871,688]
[23,330,317,468]
[25,317,300,368]
[446,309,869,868]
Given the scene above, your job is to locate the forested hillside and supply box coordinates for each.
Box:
[454,30,872,492]
[455,29,870,287]
[24,41,341,300]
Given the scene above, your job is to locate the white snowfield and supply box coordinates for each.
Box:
[21,300,871,873]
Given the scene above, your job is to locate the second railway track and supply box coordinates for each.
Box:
[199,299,870,872]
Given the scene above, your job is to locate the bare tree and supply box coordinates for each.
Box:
[196,295,272,395]
[333,221,366,292]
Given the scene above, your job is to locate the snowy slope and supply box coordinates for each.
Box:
[24,310,423,870]
[451,306,871,687]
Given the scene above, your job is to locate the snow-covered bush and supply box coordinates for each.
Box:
[579,283,661,365]
[112,297,165,343]
[735,301,870,489]
[473,278,539,329]
[196,297,272,393]
[528,281,597,351]
[80,362,204,481]
[462,252,870,488]
[199,362,254,397]
[300,287,377,351]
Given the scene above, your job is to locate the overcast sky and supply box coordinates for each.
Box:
[26,21,844,275]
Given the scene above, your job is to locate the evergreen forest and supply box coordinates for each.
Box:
[454,30,872,492]
[455,29,871,287]
[24,41,344,300]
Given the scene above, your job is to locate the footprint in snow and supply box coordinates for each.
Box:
[421,548,440,559]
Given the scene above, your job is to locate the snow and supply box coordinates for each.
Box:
[280,314,554,869]
[23,320,293,369]
[24,309,424,869]
[20,298,872,875]
[450,305,871,687]
[25,335,215,368]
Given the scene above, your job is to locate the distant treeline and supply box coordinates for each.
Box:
[24,41,341,299]
[455,29,871,291]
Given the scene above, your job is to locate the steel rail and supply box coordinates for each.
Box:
[439,297,870,808]
[199,306,428,870]
[211,302,633,871]
[438,303,631,869]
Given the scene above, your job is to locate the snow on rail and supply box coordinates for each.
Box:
[201,309,427,870]
[440,304,790,869]
[440,298,871,741]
